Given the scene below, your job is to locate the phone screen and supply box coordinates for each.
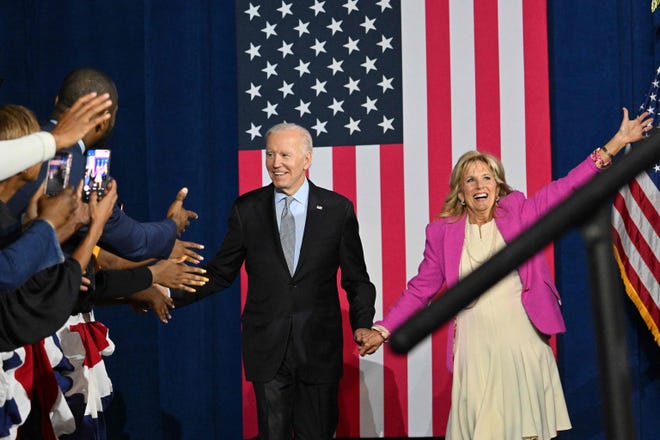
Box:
[82,149,111,202]
[44,153,73,196]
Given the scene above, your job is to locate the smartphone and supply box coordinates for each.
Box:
[44,153,73,196]
[82,149,111,202]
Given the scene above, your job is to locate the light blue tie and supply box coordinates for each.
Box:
[280,196,295,274]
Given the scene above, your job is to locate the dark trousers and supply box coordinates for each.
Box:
[252,336,339,440]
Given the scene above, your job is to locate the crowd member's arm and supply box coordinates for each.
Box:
[0,186,78,290]
[120,285,174,324]
[90,258,207,323]
[70,179,118,271]
[96,187,198,261]
[1,133,56,181]
[0,93,111,181]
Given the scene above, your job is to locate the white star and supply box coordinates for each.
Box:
[653,80,659,88]
[362,96,378,114]
[310,0,326,16]
[327,58,344,75]
[376,0,392,12]
[262,101,279,119]
[278,80,294,98]
[345,117,361,134]
[310,39,327,56]
[312,119,328,136]
[377,35,393,52]
[360,16,377,34]
[343,0,359,14]
[294,59,311,77]
[245,82,262,101]
[295,99,311,117]
[245,43,261,60]
[648,106,656,114]
[328,98,345,115]
[378,115,394,133]
[327,18,343,35]
[344,37,360,54]
[651,93,657,102]
[278,41,294,58]
[262,61,278,79]
[344,77,361,95]
[654,163,660,172]
[656,66,660,74]
[277,1,293,18]
[294,20,310,37]
[246,123,262,140]
[244,3,260,21]
[361,56,377,74]
[378,75,394,93]
[311,79,327,96]
[262,22,277,39]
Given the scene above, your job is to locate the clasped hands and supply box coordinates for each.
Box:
[354,328,387,357]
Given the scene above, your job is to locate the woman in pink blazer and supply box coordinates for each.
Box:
[359,109,653,440]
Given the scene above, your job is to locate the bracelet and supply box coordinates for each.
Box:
[371,325,391,342]
[600,146,615,160]
[590,148,612,170]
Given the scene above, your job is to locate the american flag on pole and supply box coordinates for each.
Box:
[612,66,660,347]
[235,0,552,437]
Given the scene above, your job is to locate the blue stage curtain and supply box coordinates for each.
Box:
[0,0,241,439]
[549,1,660,439]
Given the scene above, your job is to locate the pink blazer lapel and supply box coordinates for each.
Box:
[444,216,466,288]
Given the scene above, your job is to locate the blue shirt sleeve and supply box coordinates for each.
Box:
[0,219,65,290]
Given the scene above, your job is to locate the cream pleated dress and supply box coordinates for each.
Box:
[445,219,571,440]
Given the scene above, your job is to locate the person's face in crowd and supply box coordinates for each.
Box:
[265,128,311,195]
[458,160,498,224]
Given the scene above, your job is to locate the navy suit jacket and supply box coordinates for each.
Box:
[172,181,376,383]
[7,122,176,261]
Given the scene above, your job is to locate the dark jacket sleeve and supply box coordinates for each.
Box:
[338,199,376,332]
[96,206,178,261]
[0,259,82,351]
[91,266,153,301]
[170,201,245,308]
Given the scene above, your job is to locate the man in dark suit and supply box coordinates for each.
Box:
[172,122,376,439]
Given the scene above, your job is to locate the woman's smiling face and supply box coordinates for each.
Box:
[459,160,498,225]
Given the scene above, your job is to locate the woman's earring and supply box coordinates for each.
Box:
[459,199,466,206]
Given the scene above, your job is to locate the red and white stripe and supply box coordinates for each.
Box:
[612,171,660,344]
[238,0,552,437]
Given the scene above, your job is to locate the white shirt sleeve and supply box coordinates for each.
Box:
[1,132,56,180]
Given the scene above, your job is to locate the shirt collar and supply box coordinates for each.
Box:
[275,178,309,205]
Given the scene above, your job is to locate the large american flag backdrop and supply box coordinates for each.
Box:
[612,67,660,348]
[235,0,552,437]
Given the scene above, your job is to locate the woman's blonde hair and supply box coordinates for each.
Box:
[0,105,40,141]
[439,150,513,219]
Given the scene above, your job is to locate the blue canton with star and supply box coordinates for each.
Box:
[638,65,660,189]
[236,0,403,149]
